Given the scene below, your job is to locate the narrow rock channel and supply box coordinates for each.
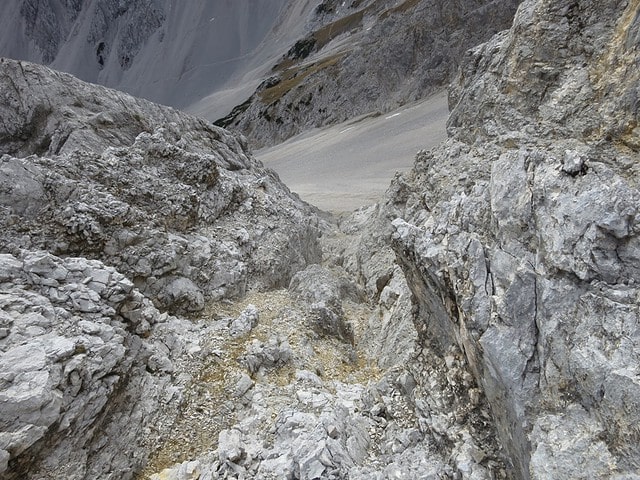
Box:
[140,218,508,479]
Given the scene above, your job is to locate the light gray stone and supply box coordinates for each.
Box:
[0,56,322,315]
[234,373,254,398]
[382,0,640,477]
[218,429,243,463]
[229,304,259,338]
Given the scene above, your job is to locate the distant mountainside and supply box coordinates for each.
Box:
[218,0,522,147]
[0,0,521,147]
[0,0,319,117]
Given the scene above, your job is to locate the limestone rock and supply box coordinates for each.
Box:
[0,57,322,314]
[378,0,640,477]
[0,57,322,479]
[290,265,359,343]
[0,250,215,479]
[229,304,259,338]
[4,1,638,479]
[240,336,292,376]
[218,429,244,463]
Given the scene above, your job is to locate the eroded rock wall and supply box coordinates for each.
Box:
[379,0,640,478]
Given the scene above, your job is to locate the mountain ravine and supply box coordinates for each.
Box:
[1,0,640,479]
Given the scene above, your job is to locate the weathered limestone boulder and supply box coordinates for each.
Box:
[0,250,217,478]
[289,264,361,343]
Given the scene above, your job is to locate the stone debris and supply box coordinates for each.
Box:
[2,0,640,478]
[0,250,217,479]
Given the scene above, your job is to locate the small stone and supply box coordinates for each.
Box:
[229,304,259,338]
[327,425,340,439]
[561,150,587,176]
[234,374,254,398]
[147,354,173,374]
[218,429,243,463]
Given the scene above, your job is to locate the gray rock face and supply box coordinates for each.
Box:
[0,57,321,314]
[375,0,640,478]
[0,57,323,478]
[0,0,317,115]
[447,0,640,150]
[0,250,214,479]
[219,0,521,148]
[4,1,639,479]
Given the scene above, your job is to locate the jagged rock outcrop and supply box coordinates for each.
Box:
[5,0,640,478]
[0,57,322,478]
[1,54,508,480]
[144,281,507,480]
[0,57,322,314]
[0,249,219,479]
[219,0,522,148]
[369,0,640,478]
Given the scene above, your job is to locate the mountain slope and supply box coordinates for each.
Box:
[218,0,522,147]
[0,57,322,477]
[0,57,509,480]
[0,0,521,149]
[0,0,319,117]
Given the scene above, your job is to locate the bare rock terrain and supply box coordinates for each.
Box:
[1,0,640,479]
[0,0,319,115]
[0,58,322,314]
[0,56,323,478]
[0,55,508,480]
[366,0,640,478]
[219,0,522,148]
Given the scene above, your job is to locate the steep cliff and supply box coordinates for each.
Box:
[374,0,640,478]
[218,0,522,148]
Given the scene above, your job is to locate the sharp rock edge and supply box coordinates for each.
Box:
[379,0,640,478]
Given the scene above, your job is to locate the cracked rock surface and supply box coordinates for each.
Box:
[2,0,640,478]
[0,57,322,478]
[377,0,640,478]
[0,57,322,314]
